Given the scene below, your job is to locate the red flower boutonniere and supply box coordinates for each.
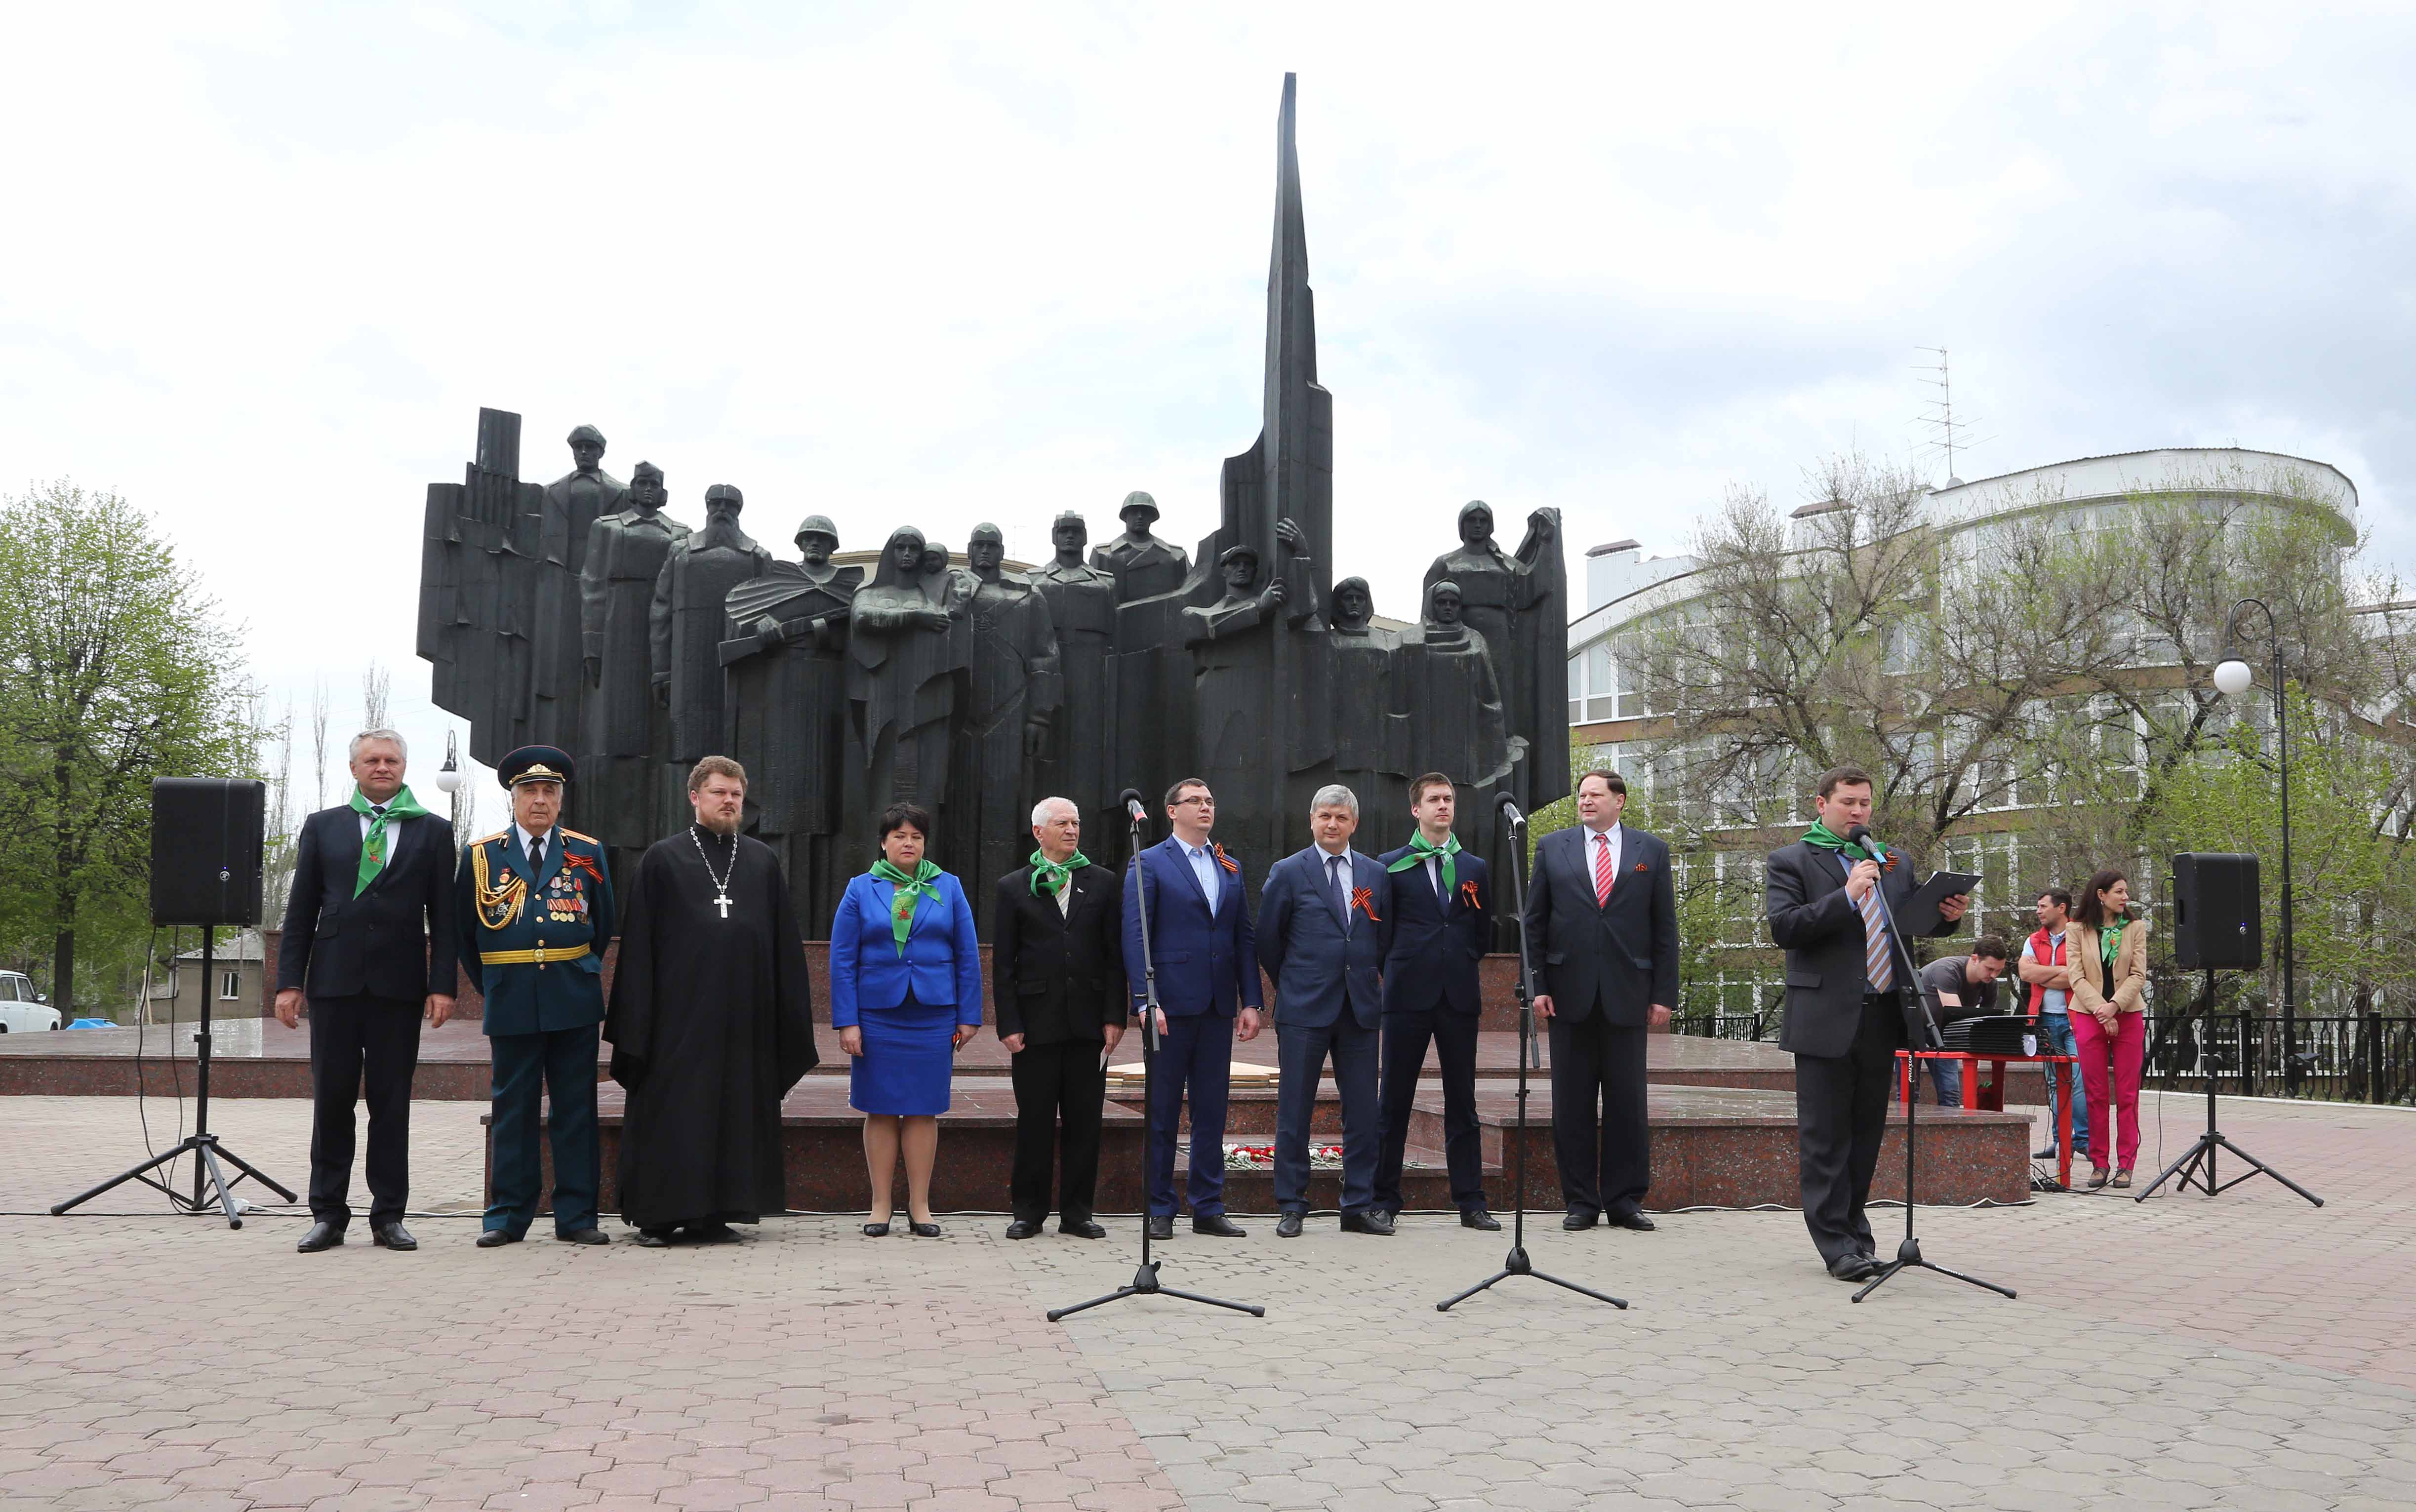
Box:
[1882,853,1900,873]
[1212,843,1239,875]
[1459,879,1482,909]
[1351,886,1381,922]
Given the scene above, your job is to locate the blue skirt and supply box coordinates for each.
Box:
[850,995,958,1116]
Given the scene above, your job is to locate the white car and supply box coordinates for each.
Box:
[0,971,61,1033]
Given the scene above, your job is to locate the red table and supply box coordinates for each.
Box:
[1898,1048,2078,1188]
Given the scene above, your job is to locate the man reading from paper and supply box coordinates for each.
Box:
[605,756,819,1246]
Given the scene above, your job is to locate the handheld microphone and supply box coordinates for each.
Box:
[1119,787,1149,824]
[1496,793,1526,826]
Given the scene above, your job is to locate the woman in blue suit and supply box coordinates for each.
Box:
[830,803,983,1236]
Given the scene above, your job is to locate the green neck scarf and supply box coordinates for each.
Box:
[1387,830,1461,895]
[1802,819,1876,863]
[2100,915,2125,967]
[349,786,434,897]
[870,857,943,955]
[1029,848,1090,897]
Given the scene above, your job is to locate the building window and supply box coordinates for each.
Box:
[220,971,242,1000]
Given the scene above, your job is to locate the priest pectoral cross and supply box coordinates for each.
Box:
[713,892,732,919]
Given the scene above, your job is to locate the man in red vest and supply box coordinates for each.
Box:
[2016,889,2090,1160]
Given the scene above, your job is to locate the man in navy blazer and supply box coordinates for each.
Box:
[1373,773,1496,1229]
[1524,768,1678,1232]
[1122,776,1263,1238]
[274,729,458,1255]
[1259,784,1395,1237]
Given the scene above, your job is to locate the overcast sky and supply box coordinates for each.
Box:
[8,2,2415,814]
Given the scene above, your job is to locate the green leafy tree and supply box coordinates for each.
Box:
[0,481,259,1014]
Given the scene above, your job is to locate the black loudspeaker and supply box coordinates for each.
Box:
[2171,852,2260,971]
[151,778,267,927]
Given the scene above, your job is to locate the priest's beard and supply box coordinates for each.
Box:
[693,818,740,838]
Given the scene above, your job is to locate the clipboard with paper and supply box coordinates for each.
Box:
[1898,869,1981,936]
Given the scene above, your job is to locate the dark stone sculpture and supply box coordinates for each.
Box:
[846,527,964,862]
[651,485,772,766]
[1032,512,1120,826]
[720,515,862,927]
[951,524,1062,928]
[1424,499,1567,818]
[530,425,625,755]
[579,461,689,875]
[415,76,1568,940]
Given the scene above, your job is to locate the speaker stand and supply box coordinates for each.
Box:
[2133,968,2322,1208]
[53,928,295,1225]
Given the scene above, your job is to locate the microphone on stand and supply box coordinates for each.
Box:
[1496,793,1526,827]
[1119,788,1150,825]
[1845,822,1886,861]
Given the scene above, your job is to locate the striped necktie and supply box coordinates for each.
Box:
[1592,832,1614,906]
[1856,878,1894,992]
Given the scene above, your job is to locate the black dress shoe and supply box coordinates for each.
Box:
[909,1220,942,1238]
[634,1229,676,1247]
[475,1229,522,1248]
[295,1221,344,1254]
[1561,1206,1601,1231]
[1460,1208,1501,1232]
[1004,1219,1041,1240]
[1340,1209,1395,1236]
[1191,1214,1246,1237]
[1608,1211,1656,1233]
[1827,1251,1881,1281]
[2032,1145,2058,1160]
[556,1228,609,1245]
[686,1221,741,1244]
[370,1221,416,1251]
[1059,1219,1106,1239]
[1275,1210,1305,1239]
[1146,1215,1174,1239]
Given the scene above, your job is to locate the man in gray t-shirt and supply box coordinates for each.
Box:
[1911,938,2009,1105]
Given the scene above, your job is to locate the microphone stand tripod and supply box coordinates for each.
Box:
[1853,839,2013,1304]
[1048,800,1263,1323]
[1438,804,1627,1313]
[2133,967,2322,1207]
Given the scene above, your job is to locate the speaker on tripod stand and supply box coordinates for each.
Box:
[53,778,297,1225]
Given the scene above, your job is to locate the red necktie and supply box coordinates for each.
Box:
[1593,832,1613,906]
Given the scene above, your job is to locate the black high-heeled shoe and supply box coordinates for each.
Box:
[909,1219,941,1238]
[862,1218,892,1237]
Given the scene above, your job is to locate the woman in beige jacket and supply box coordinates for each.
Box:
[2064,869,2149,1187]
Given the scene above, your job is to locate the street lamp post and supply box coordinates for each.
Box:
[2212,598,2294,1096]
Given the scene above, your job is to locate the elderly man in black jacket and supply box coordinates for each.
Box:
[1765,765,1969,1281]
[274,729,459,1254]
[993,796,1126,1239]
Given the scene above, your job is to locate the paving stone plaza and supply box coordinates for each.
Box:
[2,1089,2412,1511]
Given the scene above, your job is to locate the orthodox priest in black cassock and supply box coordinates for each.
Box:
[604,761,819,1244]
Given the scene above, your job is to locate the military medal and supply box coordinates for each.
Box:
[690,825,736,919]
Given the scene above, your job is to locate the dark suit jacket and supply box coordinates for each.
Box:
[1258,846,1392,1031]
[1121,836,1262,1018]
[1764,839,1964,1058]
[992,862,1124,1045]
[1376,844,1490,1016]
[276,805,457,1003]
[1521,824,1679,1026]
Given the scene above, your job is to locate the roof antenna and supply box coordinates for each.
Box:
[1913,346,1992,486]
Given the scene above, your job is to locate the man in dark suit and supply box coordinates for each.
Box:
[455,746,617,1248]
[1765,764,1969,1281]
[1524,768,1677,1232]
[1259,784,1394,1237]
[275,729,459,1255]
[1374,772,1495,1229]
[994,796,1126,1240]
[1121,776,1263,1238]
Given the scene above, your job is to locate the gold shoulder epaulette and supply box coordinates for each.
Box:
[559,827,598,844]
[473,830,510,846]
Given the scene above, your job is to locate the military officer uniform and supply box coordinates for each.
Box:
[456,746,617,1245]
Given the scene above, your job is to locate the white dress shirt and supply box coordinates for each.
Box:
[517,823,552,873]
[1317,844,1358,932]
[1181,841,1222,915]
[1585,821,1623,886]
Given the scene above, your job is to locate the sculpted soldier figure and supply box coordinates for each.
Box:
[955,524,1062,925]
[531,425,626,754]
[651,485,772,769]
[1090,491,1190,603]
[847,527,963,858]
[1326,576,1409,833]
[1404,579,1524,876]
[1032,512,1119,822]
[721,515,863,924]
[1184,521,1316,866]
[1424,500,1567,817]
[579,462,688,873]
